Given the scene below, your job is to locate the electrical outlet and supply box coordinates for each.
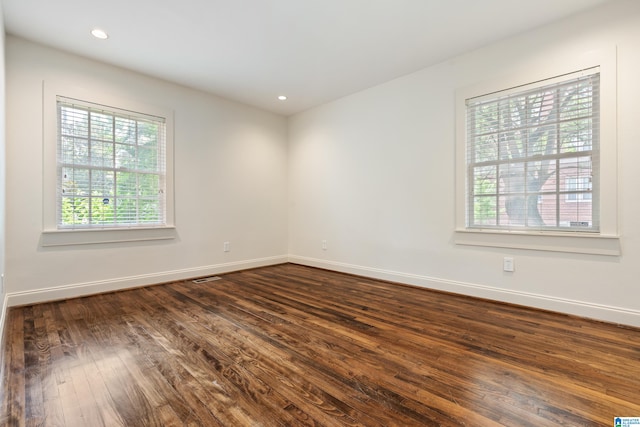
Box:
[322,240,327,250]
[503,257,514,272]
[223,241,230,252]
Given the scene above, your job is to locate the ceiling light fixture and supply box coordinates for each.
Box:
[91,28,109,40]
[277,95,287,101]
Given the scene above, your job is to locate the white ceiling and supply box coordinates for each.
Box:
[3,0,616,116]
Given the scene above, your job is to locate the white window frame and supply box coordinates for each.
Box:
[42,82,176,246]
[455,47,620,256]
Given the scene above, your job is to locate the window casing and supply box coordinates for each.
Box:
[42,82,175,247]
[57,97,167,229]
[454,47,619,255]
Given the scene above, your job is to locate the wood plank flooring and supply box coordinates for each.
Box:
[2,263,640,426]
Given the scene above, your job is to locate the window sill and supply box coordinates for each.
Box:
[41,226,177,247]
[454,229,621,256]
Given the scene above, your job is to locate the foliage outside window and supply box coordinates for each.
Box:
[57,97,167,228]
[465,70,599,232]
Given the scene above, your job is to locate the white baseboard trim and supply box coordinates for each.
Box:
[7,255,288,307]
[0,293,8,353]
[288,255,640,328]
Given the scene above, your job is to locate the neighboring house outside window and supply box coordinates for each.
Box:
[565,176,593,202]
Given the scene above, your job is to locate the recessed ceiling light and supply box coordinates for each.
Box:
[278,95,287,101]
[91,29,109,40]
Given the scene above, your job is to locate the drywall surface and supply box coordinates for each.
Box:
[5,36,289,304]
[0,2,7,345]
[288,0,640,326]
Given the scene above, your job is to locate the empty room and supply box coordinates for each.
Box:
[1,0,640,426]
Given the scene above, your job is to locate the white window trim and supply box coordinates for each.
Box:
[455,47,620,256]
[42,81,176,246]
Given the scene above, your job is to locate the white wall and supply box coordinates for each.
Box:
[288,0,640,326]
[5,36,289,304]
[0,2,7,344]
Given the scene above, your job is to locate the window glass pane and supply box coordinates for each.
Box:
[499,163,525,194]
[91,197,115,225]
[61,137,89,165]
[61,168,89,196]
[526,160,554,194]
[115,117,137,144]
[498,98,523,132]
[559,198,592,228]
[498,131,525,161]
[469,105,498,162]
[138,174,159,197]
[115,143,136,169]
[61,196,89,225]
[471,102,499,135]
[139,199,160,223]
[497,194,525,228]
[559,156,592,192]
[137,147,158,171]
[538,193,558,227]
[116,198,137,224]
[91,170,115,197]
[527,91,556,123]
[473,166,497,195]
[90,111,113,141]
[527,124,557,156]
[472,196,496,226]
[560,119,593,153]
[90,141,114,168]
[559,80,595,121]
[138,121,158,147]
[116,171,137,196]
[471,134,498,163]
[60,106,88,138]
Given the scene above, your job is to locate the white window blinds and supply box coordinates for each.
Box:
[57,97,167,229]
[465,68,600,232]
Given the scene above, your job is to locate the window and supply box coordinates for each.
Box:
[42,82,175,246]
[455,47,619,255]
[465,69,599,232]
[57,97,167,229]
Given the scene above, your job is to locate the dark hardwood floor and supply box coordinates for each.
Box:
[1,263,639,426]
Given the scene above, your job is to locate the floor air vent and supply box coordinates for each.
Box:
[192,276,222,284]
